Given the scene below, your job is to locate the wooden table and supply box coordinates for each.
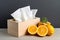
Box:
[0,28,60,40]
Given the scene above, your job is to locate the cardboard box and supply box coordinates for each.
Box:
[7,17,40,37]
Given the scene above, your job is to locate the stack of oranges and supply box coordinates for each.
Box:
[28,17,55,37]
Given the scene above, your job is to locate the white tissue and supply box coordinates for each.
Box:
[11,8,22,22]
[11,6,38,22]
[31,9,38,18]
[20,6,33,21]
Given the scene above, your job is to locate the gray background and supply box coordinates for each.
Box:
[0,0,60,28]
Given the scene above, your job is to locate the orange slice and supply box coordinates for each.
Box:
[28,25,37,35]
[37,25,48,36]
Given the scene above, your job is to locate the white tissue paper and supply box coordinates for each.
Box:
[20,6,33,21]
[11,8,22,22]
[11,6,38,22]
[31,9,38,18]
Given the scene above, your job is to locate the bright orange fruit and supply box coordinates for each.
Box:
[46,21,51,25]
[37,25,48,36]
[28,25,37,35]
[46,24,55,36]
[38,22,43,26]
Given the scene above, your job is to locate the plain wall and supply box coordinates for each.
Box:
[0,0,60,28]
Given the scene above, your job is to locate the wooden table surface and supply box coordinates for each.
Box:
[0,28,60,40]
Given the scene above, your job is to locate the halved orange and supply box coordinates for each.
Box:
[37,25,48,36]
[28,25,37,35]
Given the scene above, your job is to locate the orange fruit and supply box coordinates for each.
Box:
[37,25,48,36]
[43,23,47,25]
[38,22,43,26]
[46,24,55,36]
[46,21,51,25]
[28,25,37,35]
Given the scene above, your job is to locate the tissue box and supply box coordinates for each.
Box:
[7,17,40,37]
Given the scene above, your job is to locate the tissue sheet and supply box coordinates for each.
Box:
[20,6,33,21]
[11,6,38,22]
[31,9,38,18]
[11,8,22,22]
